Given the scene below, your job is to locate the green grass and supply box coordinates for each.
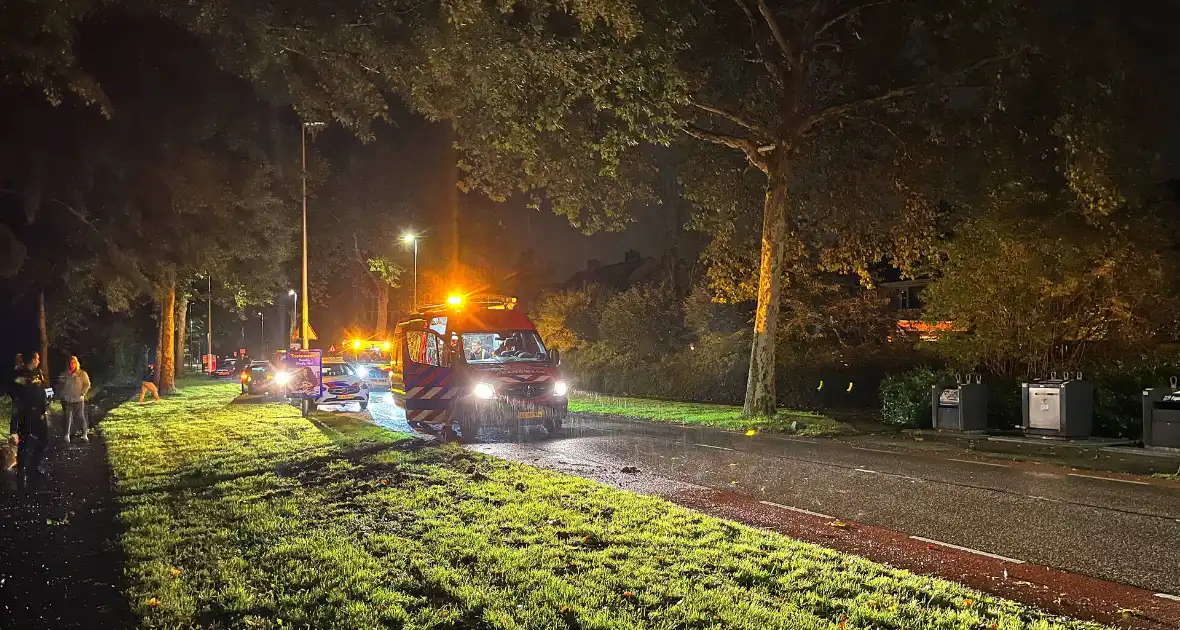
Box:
[103,380,1102,629]
[568,392,856,437]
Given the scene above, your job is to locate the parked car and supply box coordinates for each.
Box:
[240,360,273,395]
[213,359,239,379]
[312,356,370,411]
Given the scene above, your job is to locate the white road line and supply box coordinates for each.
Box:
[693,443,735,451]
[910,535,1026,564]
[1067,473,1150,486]
[854,468,880,474]
[852,447,896,455]
[947,458,1010,468]
[1155,593,1180,603]
[759,500,835,520]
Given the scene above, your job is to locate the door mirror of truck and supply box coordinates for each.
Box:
[550,349,561,365]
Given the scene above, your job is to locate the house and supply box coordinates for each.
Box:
[878,271,957,342]
[558,250,661,292]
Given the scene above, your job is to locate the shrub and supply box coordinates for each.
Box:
[598,283,684,359]
[879,367,952,429]
[531,285,610,352]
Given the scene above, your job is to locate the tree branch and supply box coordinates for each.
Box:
[689,99,774,141]
[801,52,1021,134]
[682,126,769,173]
[733,0,786,87]
[815,0,898,40]
[754,0,795,68]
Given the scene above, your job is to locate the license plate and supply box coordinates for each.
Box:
[337,394,355,400]
[518,411,544,419]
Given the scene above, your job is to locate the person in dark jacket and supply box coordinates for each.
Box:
[8,353,23,437]
[11,352,50,480]
[139,362,160,404]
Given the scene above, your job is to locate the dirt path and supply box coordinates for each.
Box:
[0,389,135,630]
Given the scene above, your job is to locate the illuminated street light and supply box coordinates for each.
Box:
[301,121,327,353]
[287,289,298,350]
[402,232,419,312]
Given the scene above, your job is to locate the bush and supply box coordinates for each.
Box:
[879,367,952,429]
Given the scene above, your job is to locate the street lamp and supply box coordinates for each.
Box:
[301,121,326,352]
[258,311,265,357]
[287,289,297,348]
[402,232,418,311]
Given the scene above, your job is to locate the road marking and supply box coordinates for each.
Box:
[759,500,835,520]
[852,447,896,455]
[1067,473,1150,486]
[910,536,1026,564]
[947,458,1010,468]
[694,444,735,451]
[1155,593,1180,603]
[854,468,880,474]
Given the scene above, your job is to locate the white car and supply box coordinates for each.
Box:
[314,358,370,411]
[352,362,391,391]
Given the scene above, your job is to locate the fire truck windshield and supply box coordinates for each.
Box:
[461,331,550,363]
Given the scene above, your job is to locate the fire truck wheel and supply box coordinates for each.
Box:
[440,424,458,443]
[543,416,563,436]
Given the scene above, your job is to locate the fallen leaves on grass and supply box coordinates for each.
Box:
[169,567,182,577]
[145,597,161,608]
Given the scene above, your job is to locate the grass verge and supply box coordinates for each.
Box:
[104,380,1102,629]
[568,392,856,437]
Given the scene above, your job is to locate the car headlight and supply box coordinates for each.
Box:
[357,367,370,378]
[473,382,496,399]
[275,372,291,386]
[553,380,568,397]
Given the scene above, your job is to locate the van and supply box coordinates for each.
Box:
[391,295,567,441]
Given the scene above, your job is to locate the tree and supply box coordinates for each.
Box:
[532,285,610,352]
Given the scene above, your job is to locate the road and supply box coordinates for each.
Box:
[358,392,1180,597]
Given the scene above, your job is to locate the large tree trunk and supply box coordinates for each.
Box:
[175,292,189,378]
[375,283,390,339]
[743,163,791,418]
[37,291,48,380]
[155,298,165,384]
[160,281,177,394]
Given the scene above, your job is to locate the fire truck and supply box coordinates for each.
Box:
[391,295,568,441]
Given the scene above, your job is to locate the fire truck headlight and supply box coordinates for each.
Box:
[553,381,568,397]
[473,382,495,399]
[275,371,292,386]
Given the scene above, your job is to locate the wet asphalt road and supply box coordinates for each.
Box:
[359,393,1180,596]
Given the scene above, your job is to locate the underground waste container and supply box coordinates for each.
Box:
[1142,377,1180,448]
[1021,373,1093,438]
[931,374,988,432]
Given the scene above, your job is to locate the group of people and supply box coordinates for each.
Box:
[6,352,91,483]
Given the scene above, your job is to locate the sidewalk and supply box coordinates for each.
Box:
[0,392,134,629]
[835,429,1180,479]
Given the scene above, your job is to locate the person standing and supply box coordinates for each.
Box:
[139,362,160,404]
[59,355,91,443]
[8,353,24,438]
[12,352,50,481]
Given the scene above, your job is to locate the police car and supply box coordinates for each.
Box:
[314,355,370,411]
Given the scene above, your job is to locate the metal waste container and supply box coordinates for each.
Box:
[1021,373,1093,438]
[1142,377,1180,448]
[931,374,987,432]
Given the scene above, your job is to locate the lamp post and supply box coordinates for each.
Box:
[258,311,265,357]
[402,232,418,311]
[288,289,297,348]
[301,121,326,351]
[207,274,213,373]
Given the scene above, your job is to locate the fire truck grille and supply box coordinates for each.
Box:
[500,383,551,399]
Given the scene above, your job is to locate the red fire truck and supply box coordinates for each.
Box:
[391,295,567,441]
